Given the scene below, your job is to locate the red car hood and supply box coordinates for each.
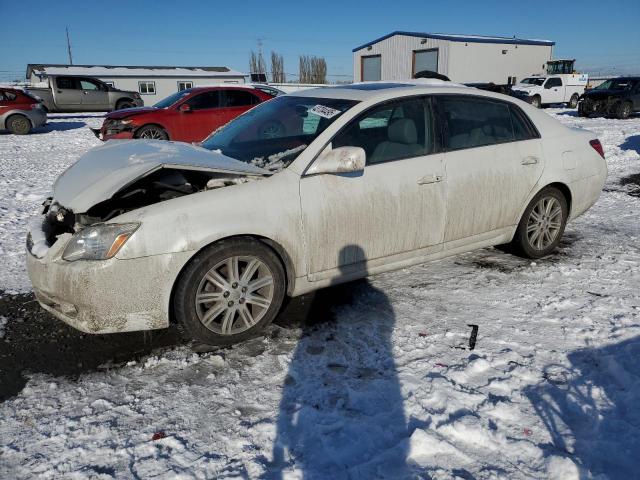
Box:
[106,106,159,120]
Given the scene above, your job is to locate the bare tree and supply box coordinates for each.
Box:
[299,55,327,84]
[270,51,285,83]
[249,50,267,81]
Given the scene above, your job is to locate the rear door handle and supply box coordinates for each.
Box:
[418,174,443,185]
[521,156,539,165]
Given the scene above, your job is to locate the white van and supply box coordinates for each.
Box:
[511,74,588,108]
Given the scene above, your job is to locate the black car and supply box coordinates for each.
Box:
[578,77,640,119]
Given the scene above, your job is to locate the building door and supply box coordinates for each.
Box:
[361,55,381,81]
[413,49,439,76]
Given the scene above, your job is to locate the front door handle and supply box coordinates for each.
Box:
[418,174,443,185]
[521,156,539,165]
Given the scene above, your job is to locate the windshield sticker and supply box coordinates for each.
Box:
[310,104,341,119]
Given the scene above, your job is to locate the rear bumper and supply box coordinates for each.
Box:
[26,224,194,333]
[28,108,48,128]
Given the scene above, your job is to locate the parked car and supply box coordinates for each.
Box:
[92,86,276,143]
[0,88,47,134]
[578,77,640,119]
[26,75,143,113]
[465,82,512,95]
[26,81,606,346]
[510,74,588,108]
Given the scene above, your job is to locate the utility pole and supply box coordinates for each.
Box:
[66,26,73,65]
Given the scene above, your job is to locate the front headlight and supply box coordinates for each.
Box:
[62,223,139,261]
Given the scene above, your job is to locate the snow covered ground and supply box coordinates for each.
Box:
[0,111,639,479]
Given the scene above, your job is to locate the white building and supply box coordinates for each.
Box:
[26,64,247,105]
[353,31,555,85]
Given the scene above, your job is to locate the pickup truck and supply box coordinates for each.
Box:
[26,75,143,113]
[510,74,588,109]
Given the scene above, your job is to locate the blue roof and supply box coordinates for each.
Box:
[352,31,555,52]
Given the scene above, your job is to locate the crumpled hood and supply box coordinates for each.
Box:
[54,140,269,212]
[106,106,158,120]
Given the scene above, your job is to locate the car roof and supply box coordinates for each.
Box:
[290,79,480,101]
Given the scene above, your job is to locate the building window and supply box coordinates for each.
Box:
[413,49,438,76]
[138,81,156,95]
[177,81,193,91]
[361,55,381,81]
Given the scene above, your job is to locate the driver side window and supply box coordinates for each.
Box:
[187,91,221,110]
[333,97,433,165]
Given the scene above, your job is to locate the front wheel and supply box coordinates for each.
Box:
[616,102,632,120]
[173,238,286,346]
[6,114,32,135]
[135,125,168,140]
[509,187,568,259]
[115,99,136,110]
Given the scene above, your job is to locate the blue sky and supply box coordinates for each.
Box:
[1,0,638,82]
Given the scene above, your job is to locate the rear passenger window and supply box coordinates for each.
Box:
[510,105,538,141]
[56,77,78,90]
[334,97,434,164]
[439,96,540,150]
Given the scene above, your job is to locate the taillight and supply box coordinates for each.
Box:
[589,139,605,159]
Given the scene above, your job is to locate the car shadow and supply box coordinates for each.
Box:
[620,134,640,154]
[525,335,640,477]
[265,245,410,478]
[0,291,186,402]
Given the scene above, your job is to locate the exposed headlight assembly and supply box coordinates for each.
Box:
[62,223,139,261]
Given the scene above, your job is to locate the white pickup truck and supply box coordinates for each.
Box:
[510,73,588,109]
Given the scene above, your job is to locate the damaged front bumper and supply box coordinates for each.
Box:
[578,97,620,117]
[26,221,194,334]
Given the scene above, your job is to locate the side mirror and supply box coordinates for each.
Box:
[307,146,366,175]
[179,103,192,113]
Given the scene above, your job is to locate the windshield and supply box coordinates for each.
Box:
[202,95,358,171]
[521,77,545,86]
[153,90,191,108]
[594,79,636,91]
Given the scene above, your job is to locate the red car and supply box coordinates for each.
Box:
[1,88,47,135]
[93,86,276,143]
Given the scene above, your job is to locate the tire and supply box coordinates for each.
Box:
[531,95,542,108]
[6,114,32,135]
[173,238,286,346]
[568,94,579,109]
[616,102,632,120]
[135,125,168,140]
[509,187,568,259]
[115,99,135,110]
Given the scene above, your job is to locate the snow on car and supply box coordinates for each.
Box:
[0,105,639,479]
[25,80,606,346]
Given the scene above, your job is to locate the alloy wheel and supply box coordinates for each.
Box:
[526,196,563,250]
[194,256,274,335]
[139,128,165,139]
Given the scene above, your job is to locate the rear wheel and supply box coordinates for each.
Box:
[616,102,632,119]
[6,114,32,135]
[531,95,542,108]
[173,238,286,346]
[135,125,168,140]
[568,94,579,109]
[509,187,568,259]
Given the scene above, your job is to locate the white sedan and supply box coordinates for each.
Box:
[26,81,607,345]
